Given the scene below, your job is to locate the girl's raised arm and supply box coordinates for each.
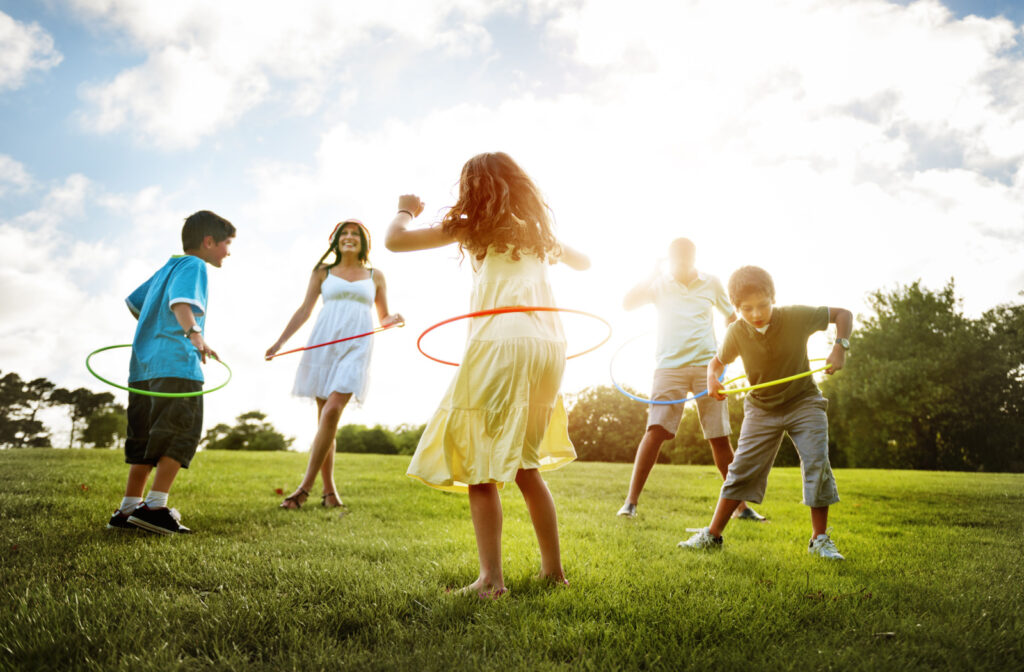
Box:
[556,242,590,271]
[385,194,455,252]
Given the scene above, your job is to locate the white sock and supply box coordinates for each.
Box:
[145,490,169,509]
[118,496,143,515]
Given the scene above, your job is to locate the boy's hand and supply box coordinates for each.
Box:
[265,342,282,360]
[397,194,425,217]
[189,333,217,364]
[825,346,846,374]
[707,376,726,400]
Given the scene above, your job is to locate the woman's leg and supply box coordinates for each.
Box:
[281,392,350,507]
[463,482,505,595]
[515,469,566,584]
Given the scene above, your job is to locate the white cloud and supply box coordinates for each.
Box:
[70,0,515,148]
[0,155,33,196]
[0,10,62,91]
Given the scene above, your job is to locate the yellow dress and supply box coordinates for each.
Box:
[407,248,577,492]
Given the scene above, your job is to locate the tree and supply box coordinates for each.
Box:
[821,280,1024,471]
[333,423,425,455]
[50,387,115,448]
[566,385,649,462]
[202,411,293,451]
[0,371,56,448]
[82,403,127,448]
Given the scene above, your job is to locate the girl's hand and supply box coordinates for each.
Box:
[382,313,405,328]
[265,342,282,361]
[398,194,425,217]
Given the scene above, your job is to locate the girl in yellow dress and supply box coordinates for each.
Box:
[385,152,590,597]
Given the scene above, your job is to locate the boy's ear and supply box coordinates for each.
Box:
[203,234,216,248]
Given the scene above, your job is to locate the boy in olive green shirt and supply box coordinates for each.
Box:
[678,266,853,559]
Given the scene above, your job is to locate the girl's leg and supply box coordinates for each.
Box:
[515,469,566,584]
[282,392,350,507]
[464,482,505,595]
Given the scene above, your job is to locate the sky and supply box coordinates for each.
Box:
[2,0,1023,451]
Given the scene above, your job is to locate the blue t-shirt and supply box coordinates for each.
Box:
[126,255,208,383]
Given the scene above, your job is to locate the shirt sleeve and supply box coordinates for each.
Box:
[166,257,208,316]
[717,322,739,365]
[711,275,734,318]
[793,305,830,335]
[125,277,152,317]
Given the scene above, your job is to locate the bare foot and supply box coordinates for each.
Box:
[538,572,570,588]
[451,578,507,599]
[279,487,309,509]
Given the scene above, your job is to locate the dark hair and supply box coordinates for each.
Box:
[728,265,775,305]
[315,220,369,271]
[182,210,235,251]
[441,152,558,262]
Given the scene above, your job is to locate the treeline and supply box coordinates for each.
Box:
[0,374,126,449]
[567,280,1024,472]
[5,280,1021,472]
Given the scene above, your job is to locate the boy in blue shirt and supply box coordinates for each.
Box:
[106,210,235,534]
[678,265,853,559]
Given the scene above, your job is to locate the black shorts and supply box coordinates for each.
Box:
[124,378,203,469]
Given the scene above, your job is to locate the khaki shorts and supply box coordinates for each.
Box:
[647,367,730,440]
[720,394,839,508]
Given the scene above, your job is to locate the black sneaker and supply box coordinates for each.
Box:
[106,510,136,530]
[127,505,193,535]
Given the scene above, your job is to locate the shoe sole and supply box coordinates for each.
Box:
[127,516,175,535]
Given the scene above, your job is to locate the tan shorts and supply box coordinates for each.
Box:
[647,367,730,440]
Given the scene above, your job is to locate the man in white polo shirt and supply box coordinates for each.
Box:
[617,238,764,521]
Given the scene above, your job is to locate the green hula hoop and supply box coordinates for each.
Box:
[721,358,831,396]
[86,344,232,398]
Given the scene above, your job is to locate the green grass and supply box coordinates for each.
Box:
[1,449,1022,671]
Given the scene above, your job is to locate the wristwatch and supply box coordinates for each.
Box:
[834,337,850,350]
[184,324,202,338]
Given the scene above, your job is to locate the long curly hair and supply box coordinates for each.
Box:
[441,152,559,262]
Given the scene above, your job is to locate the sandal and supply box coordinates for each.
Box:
[279,487,310,509]
[321,492,344,509]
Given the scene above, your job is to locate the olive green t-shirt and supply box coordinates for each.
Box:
[717,305,830,411]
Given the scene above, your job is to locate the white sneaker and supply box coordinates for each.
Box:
[617,502,637,518]
[808,531,845,560]
[677,527,723,550]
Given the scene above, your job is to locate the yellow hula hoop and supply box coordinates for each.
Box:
[721,358,831,396]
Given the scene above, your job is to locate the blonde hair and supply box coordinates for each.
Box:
[441,152,559,261]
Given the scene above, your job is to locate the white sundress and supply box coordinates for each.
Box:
[291,271,375,404]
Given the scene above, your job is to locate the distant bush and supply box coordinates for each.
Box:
[336,423,425,455]
[202,411,293,451]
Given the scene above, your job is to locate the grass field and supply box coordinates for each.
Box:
[1,448,1022,671]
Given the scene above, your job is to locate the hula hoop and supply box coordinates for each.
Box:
[86,344,232,398]
[719,358,831,396]
[417,306,612,367]
[266,321,404,360]
[608,332,735,405]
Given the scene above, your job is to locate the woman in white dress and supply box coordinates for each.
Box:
[266,219,403,509]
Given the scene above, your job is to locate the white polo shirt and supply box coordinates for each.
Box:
[652,271,734,369]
